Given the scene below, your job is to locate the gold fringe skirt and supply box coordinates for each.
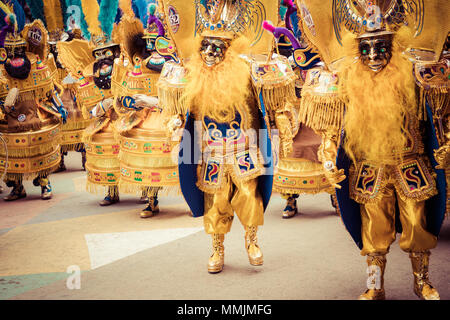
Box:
[273,157,333,195]
[60,118,92,152]
[83,124,120,192]
[117,125,180,196]
[0,120,62,181]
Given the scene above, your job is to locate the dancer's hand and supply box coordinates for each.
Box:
[132,94,159,110]
[323,161,346,189]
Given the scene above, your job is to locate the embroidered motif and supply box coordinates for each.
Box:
[232,149,261,180]
[394,158,436,200]
[202,157,223,187]
[350,163,385,203]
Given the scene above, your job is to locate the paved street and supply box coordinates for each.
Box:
[0,151,449,300]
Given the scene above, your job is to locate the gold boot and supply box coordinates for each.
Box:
[208,234,224,274]
[358,254,386,300]
[245,226,263,266]
[410,251,440,300]
[282,195,298,219]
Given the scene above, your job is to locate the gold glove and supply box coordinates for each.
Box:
[323,161,346,189]
[91,98,114,118]
[132,94,159,110]
[166,114,185,140]
[434,144,449,170]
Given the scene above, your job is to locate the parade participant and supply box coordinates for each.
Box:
[158,0,293,273]
[295,0,448,300]
[266,0,334,219]
[25,0,89,172]
[57,0,122,206]
[112,2,180,218]
[0,0,66,201]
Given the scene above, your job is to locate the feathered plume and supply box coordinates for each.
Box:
[120,15,146,61]
[147,3,164,36]
[132,0,149,28]
[0,1,14,47]
[0,0,25,46]
[119,0,134,18]
[24,0,45,26]
[3,0,24,31]
[80,0,101,36]
[42,0,64,32]
[99,0,119,40]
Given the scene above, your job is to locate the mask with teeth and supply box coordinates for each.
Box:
[200,37,229,67]
[358,34,393,73]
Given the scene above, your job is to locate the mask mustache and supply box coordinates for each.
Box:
[5,54,31,80]
[93,59,114,89]
[93,58,114,77]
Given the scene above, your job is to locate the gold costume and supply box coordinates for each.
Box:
[204,174,263,234]
[113,10,180,217]
[37,2,90,171]
[57,0,122,204]
[158,0,285,273]
[0,15,63,201]
[296,0,448,300]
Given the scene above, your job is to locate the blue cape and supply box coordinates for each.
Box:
[335,102,447,249]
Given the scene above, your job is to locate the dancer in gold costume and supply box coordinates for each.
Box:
[295,0,448,300]
[57,0,122,206]
[113,2,180,217]
[158,0,293,273]
[266,0,334,218]
[24,0,89,172]
[0,1,66,201]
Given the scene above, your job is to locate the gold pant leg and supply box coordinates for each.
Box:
[397,197,437,252]
[360,184,397,256]
[203,175,235,234]
[230,177,264,228]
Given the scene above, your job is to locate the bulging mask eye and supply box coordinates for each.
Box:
[105,50,113,57]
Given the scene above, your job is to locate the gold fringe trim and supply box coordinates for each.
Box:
[86,181,119,196]
[62,119,93,131]
[299,94,345,131]
[258,77,297,115]
[118,181,181,197]
[418,87,449,121]
[272,184,334,195]
[158,83,187,117]
[3,162,60,182]
[4,141,60,158]
[61,143,85,153]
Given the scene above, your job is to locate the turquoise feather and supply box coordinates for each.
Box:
[24,0,46,27]
[98,0,119,40]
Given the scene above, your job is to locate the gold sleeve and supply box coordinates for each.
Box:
[316,128,346,189]
[273,104,295,158]
[317,129,340,165]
